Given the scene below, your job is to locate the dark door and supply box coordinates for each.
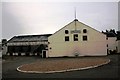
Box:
[43,51,46,58]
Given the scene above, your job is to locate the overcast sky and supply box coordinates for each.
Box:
[2,2,118,39]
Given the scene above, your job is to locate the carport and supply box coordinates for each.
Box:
[7,44,47,57]
[6,34,52,57]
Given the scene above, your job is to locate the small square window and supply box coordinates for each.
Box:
[106,37,108,40]
[83,29,87,33]
[74,34,78,41]
[65,30,69,34]
[107,44,108,47]
[65,36,69,41]
[83,36,87,41]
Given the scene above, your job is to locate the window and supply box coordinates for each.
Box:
[74,34,78,41]
[106,37,108,40]
[65,36,69,41]
[107,44,108,47]
[83,36,87,41]
[65,30,69,34]
[83,29,87,33]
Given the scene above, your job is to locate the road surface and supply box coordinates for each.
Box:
[2,55,120,80]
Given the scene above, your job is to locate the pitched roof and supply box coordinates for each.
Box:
[50,19,105,37]
[103,32,116,37]
[8,34,52,43]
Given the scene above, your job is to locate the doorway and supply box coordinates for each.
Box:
[42,51,46,58]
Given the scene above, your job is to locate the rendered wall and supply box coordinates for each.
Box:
[107,37,117,51]
[48,20,107,57]
[117,40,120,53]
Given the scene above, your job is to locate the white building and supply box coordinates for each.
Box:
[0,42,1,50]
[6,20,119,58]
[117,31,120,53]
[105,32,117,54]
[107,37,117,54]
[2,45,7,56]
[1,39,7,56]
[48,19,107,57]
[117,40,120,53]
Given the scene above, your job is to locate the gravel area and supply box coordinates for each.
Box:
[17,57,110,73]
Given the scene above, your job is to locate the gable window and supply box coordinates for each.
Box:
[83,29,87,33]
[74,34,78,41]
[65,36,69,41]
[107,44,108,47]
[65,30,69,34]
[83,36,87,41]
[106,37,108,40]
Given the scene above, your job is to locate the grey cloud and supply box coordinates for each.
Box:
[2,2,24,39]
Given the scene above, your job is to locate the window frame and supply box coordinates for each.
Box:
[65,36,69,41]
[83,29,87,33]
[83,36,87,41]
[74,34,78,41]
[65,30,69,34]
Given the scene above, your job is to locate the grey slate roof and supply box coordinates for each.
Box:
[8,34,52,43]
[103,32,116,37]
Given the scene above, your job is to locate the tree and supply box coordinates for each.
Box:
[106,30,108,32]
[110,29,116,34]
[2,39,7,46]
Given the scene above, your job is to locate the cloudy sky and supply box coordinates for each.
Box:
[2,1,118,39]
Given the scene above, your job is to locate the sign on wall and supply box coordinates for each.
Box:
[71,30,81,34]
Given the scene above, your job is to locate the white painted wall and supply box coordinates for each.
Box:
[107,37,117,52]
[48,20,107,57]
[117,40,120,53]
[2,45,7,56]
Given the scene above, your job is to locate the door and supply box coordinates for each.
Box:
[43,51,46,58]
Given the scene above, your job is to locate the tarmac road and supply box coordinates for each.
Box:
[2,55,120,80]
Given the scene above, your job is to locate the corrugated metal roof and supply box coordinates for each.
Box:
[8,34,52,43]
